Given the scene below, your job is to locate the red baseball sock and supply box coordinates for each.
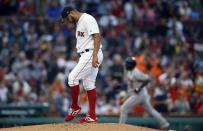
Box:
[70,85,80,109]
[87,88,96,118]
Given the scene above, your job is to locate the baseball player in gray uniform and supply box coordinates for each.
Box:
[60,6,103,123]
[119,57,169,129]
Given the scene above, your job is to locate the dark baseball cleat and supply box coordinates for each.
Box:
[65,107,81,122]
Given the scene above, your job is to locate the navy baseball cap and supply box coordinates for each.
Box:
[125,57,136,70]
[61,6,74,19]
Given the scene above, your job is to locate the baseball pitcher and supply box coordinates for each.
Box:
[60,6,103,123]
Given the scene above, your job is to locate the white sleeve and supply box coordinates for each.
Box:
[85,15,100,35]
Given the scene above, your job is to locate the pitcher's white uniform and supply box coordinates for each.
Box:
[68,13,103,90]
[119,67,169,129]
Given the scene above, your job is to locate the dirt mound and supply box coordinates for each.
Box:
[0,123,161,131]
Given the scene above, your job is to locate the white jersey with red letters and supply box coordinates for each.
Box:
[76,13,102,53]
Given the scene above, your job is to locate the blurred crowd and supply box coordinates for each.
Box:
[0,0,203,117]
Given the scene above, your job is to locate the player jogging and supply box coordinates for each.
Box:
[119,57,169,129]
[60,6,103,123]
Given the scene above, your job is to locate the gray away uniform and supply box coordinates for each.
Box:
[119,67,169,129]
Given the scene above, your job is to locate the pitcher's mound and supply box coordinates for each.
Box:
[0,123,161,131]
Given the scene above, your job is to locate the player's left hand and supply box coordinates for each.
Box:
[92,55,99,68]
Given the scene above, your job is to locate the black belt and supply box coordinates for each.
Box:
[79,49,90,55]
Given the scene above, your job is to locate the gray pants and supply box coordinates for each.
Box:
[119,94,169,127]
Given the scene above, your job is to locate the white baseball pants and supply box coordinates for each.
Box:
[68,49,103,90]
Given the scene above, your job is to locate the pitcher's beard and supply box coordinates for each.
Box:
[73,19,77,25]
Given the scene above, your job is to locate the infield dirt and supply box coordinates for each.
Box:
[0,123,162,131]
